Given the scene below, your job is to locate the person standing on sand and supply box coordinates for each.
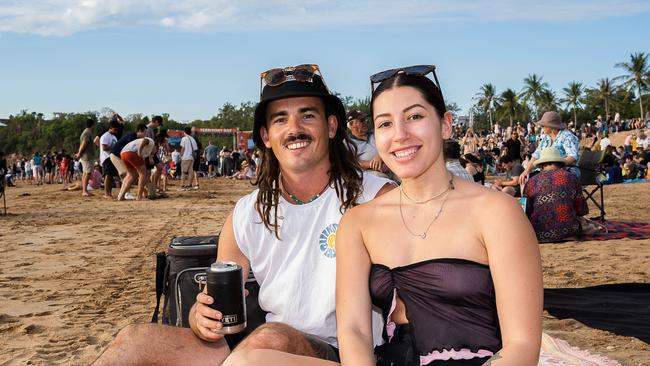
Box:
[68,118,97,197]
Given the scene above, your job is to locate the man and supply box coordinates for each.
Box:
[190,127,203,189]
[443,140,473,181]
[493,155,525,196]
[94,64,392,365]
[99,120,120,199]
[71,118,96,197]
[204,141,220,177]
[503,131,522,163]
[519,111,580,185]
[346,110,389,177]
[179,127,197,191]
[146,115,165,197]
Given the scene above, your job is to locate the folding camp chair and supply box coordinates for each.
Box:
[577,149,605,221]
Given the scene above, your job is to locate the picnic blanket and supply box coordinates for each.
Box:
[539,333,622,365]
[544,283,650,343]
[582,220,650,241]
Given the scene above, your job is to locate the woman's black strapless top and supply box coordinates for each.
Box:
[369,258,502,359]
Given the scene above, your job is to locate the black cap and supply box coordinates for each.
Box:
[253,74,346,149]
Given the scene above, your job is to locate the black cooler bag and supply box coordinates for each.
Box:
[152,236,266,347]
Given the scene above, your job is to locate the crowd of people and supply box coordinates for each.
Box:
[3,114,263,200]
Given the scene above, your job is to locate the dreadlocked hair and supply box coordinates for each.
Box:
[253,100,364,239]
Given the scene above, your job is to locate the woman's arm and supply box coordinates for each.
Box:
[336,209,375,366]
[479,193,543,366]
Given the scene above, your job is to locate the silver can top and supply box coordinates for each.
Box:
[210,261,241,272]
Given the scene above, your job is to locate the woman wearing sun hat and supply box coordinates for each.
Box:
[518,111,581,185]
[524,147,589,242]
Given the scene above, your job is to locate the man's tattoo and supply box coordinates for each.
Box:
[482,350,503,365]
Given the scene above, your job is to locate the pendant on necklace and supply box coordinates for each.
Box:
[420,233,427,240]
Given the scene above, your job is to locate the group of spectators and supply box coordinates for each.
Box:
[3,112,264,199]
[346,108,649,243]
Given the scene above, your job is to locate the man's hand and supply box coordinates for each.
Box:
[191,291,225,342]
[370,156,383,172]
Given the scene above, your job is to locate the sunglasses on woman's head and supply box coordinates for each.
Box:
[259,64,329,95]
[369,65,443,93]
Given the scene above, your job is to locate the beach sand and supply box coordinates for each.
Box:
[1,176,648,365]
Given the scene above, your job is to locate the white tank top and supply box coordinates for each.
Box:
[233,172,391,347]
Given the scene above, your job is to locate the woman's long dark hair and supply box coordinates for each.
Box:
[253,99,363,239]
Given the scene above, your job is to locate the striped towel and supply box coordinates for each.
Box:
[539,333,622,365]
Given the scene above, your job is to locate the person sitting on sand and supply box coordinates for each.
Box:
[519,111,581,185]
[225,65,542,366]
[524,147,589,242]
[492,155,525,196]
[93,64,393,366]
[443,140,473,182]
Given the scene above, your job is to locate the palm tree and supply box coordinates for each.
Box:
[496,88,523,127]
[520,74,550,120]
[594,78,613,119]
[538,89,559,113]
[615,52,649,119]
[561,81,584,126]
[474,83,496,129]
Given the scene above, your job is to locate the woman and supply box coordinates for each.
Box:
[225,66,542,365]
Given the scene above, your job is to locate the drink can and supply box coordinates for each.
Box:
[206,261,246,334]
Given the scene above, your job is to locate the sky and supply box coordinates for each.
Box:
[1,0,649,122]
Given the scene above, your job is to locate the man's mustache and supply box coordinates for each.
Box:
[283,133,313,146]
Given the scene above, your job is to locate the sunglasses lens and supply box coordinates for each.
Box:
[370,69,397,84]
[265,69,287,86]
[405,65,434,75]
[292,65,315,82]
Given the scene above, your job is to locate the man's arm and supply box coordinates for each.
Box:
[76,139,89,159]
[189,213,251,342]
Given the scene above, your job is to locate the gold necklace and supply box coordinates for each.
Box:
[399,176,454,240]
[399,175,454,204]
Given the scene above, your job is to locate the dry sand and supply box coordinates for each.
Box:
[1,171,648,365]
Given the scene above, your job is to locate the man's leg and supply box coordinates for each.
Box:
[104,174,113,198]
[81,161,93,196]
[232,322,334,359]
[93,324,231,366]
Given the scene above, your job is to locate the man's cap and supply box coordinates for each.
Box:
[534,147,566,167]
[253,73,346,149]
[347,110,368,122]
[536,111,566,130]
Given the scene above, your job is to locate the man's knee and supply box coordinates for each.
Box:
[238,322,295,351]
[111,323,148,348]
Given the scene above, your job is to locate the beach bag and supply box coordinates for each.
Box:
[152,235,267,347]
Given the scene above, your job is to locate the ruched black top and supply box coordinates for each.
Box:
[369,258,502,359]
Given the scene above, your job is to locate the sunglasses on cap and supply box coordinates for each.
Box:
[259,64,330,96]
[370,65,443,93]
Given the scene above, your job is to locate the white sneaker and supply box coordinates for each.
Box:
[125,192,137,200]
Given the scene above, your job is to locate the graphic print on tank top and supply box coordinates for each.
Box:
[319,223,338,258]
